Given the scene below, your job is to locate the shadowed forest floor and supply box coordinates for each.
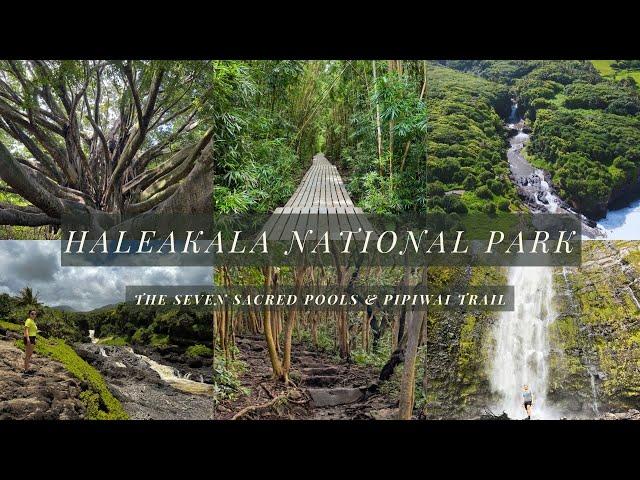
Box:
[215,336,396,420]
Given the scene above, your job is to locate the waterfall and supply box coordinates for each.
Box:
[588,368,600,415]
[535,169,561,213]
[489,266,559,419]
[508,102,519,124]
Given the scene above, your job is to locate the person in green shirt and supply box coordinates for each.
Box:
[23,310,38,372]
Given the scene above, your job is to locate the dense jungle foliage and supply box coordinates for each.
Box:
[440,60,640,218]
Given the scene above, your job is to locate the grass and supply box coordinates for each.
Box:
[150,333,170,347]
[1,320,128,420]
[591,60,640,86]
[592,60,616,77]
[0,320,22,332]
[97,336,129,346]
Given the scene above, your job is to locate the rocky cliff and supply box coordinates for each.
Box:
[551,241,640,415]
[422,267,504,418]
[0,335,85,420]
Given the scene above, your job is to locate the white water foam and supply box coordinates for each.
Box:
[489,266,560,419]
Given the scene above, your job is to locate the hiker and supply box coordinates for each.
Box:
[23,309,38,373]
[522,385,533,420]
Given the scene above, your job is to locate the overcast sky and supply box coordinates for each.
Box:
[0,241,212,311]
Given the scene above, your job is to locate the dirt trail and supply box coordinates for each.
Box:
[0,338,85,420]
[216,336,396,420]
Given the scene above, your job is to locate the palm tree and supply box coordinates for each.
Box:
[17,286,41,308]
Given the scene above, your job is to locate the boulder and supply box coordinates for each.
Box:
[188,358,203,368]
[300,366,340,376]
[307,387,364,407]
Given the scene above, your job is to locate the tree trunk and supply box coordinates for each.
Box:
[311,312,318,349]
[262,266,283,379]
[248,305,259,335]
[362,308,369,352]
[337,309,349,360]
[397,268,428,420]
[282,265,306,380]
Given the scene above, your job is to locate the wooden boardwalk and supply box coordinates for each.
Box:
[261,154,373,241]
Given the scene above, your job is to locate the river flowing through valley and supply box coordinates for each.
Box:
[506,103,640,239]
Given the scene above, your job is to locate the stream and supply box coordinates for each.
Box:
[79,331,214,419]
[129,348,213,396]
[506,104,603,238]
[507,102,640,239]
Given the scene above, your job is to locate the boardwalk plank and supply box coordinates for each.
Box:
[263,153,372,242]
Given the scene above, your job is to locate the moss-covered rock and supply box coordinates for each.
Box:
[421,267,504,418]
[552,241,640,413]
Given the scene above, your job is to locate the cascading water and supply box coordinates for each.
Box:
[88,329,99,344]
[535,170,561,213]
[588,367,600,415]
[126,347,213,395]
[489,266,560,419]
[508,102,519,123]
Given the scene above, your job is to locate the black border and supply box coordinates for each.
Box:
[2,11,638,59]
[3,419,638,454]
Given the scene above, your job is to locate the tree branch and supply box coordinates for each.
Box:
[0,205,59,226]
[0,142,65,219]
[139,127,214,201]
[83,90,111,166]
[0,118,62,181]
[122,61,144,127]
[102,67,165,206]
[123,145,192,194]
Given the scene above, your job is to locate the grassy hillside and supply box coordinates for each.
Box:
[592,60,640,85]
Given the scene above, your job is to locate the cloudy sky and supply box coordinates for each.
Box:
[0,241,212,311]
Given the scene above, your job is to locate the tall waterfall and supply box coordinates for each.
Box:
[489,266,559,419]
[508,102,519,123]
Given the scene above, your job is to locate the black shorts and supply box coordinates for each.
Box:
[524,400,532,409]
[23,336,36,345]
